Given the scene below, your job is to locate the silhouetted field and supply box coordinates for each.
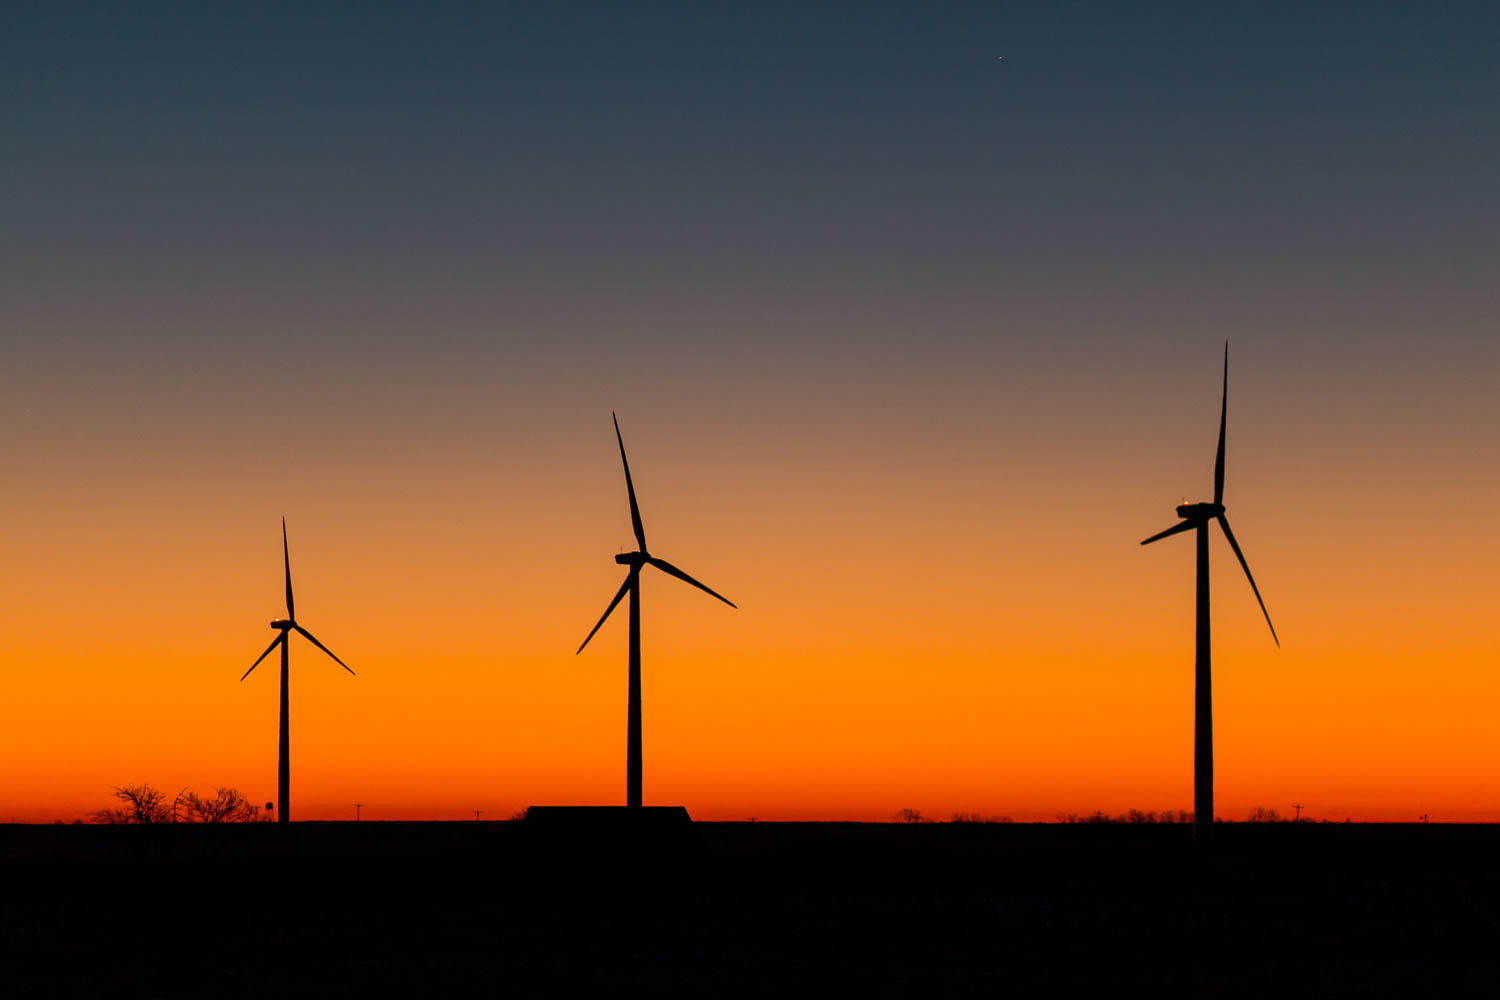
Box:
[3,822,1495,995]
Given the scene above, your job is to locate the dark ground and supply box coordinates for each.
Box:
[3,821,1496,996]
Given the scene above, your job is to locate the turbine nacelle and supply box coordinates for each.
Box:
[1175,501,1225,520]
[614,551,649,567]
[270,618,295,631]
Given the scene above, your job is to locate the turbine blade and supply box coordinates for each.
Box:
[1140,520,1195,546]
[293,624,355,675]
[1214,343,1227,505]
[1217,515,1278,647]
[282,517,295,621]
[613,412,647,552]
[577,574,633,654]
[646,556,737,608]
[241,633,285,681]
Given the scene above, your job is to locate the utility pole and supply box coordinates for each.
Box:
[1293,803,1303,822]
[354,802,362,821]
[474,809,483,822]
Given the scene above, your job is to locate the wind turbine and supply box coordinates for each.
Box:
[1141,344,1277,842]
[240,519,354,827]
[577,413,736,809]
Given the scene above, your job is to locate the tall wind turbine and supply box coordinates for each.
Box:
[577,414,736,809]
[240,519,354,827]
[1141,344,1277,842]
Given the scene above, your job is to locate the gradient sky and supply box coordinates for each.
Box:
[3,2,1497,822]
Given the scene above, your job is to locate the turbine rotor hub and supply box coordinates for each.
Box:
[270,618,295,631]
[614,551,648,567]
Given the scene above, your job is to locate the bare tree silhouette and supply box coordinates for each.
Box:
[92,784,172,824]
[181,788,257,824]
[93,785,263,824]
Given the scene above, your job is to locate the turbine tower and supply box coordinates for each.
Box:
[240,519,354,827]
[1141,344,1277,842]
[577,414,736,808]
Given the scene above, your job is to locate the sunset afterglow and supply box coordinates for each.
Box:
[2,4,1496,825]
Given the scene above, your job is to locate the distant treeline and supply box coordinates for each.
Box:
[900,807,1304,824]
[1059,809,1194,824]
[1060,807,1300,823]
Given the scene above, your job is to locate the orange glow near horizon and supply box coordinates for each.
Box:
[2,343,1497,825]
[7,0,1500,831]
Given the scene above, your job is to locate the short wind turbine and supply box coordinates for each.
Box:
[577,414,736,808]
[1141,344,1277,842]
[240,519,354,826]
